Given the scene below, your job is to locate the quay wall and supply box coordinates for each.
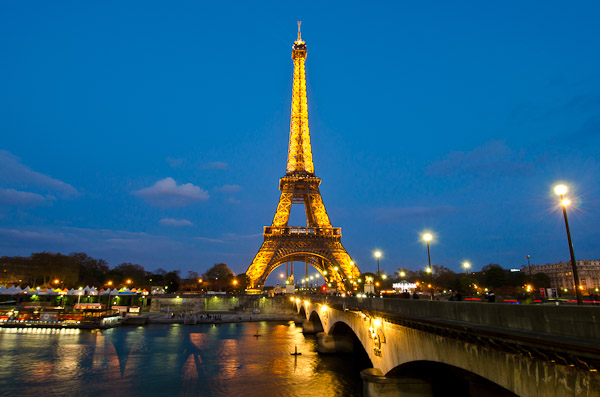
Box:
[149,294,293,315]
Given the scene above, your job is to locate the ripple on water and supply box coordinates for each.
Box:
[0,323,367,396]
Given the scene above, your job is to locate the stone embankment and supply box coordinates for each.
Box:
[144,312,295,324]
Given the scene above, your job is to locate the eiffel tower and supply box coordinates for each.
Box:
[246,23,361,291]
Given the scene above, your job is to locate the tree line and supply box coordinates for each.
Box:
[369,263,551,295]
[0,252,247,293]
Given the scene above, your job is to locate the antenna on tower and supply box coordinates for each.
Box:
[297,21,302,41]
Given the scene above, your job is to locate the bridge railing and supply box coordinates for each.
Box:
[305,295,600,341]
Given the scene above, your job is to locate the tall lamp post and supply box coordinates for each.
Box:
[463,262,470,275]
[526,255,532,280]
[374,251,382,276]
[554,184,583,305]
[423,233,433,300]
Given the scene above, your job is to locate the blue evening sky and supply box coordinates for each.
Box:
[2,1,599,279]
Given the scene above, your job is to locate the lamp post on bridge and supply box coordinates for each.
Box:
[422,233,433,301]
[374,251,382,276]
[462,262,470,275]
[554,184,583,305]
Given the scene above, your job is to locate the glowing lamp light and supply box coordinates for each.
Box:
[399,271,406,278]
[233,280,238,285]
[423,233,433,242]
[554,184,568,196]
[280,273,284,278]
[198,279,203,283]
[373,318,381,328]
[425,267,432,273]
[333,267,339,271]
[374,251,381,258]
[53,279,60,284]
[562,199,571,206]
[463,262,470,269]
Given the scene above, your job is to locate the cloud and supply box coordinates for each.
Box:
[375,205,459,223]
[194,236,228,244]
[203,161,228,170]
[426,141,532,179]
[132,177,209,207]
[193,232,262,244]
[0,188,55,207]
[553,93,600,113]
[166,157,185,168]
[0,150,78,196]
[221,232,262,240]
[159,218,193,227]
[215,184,242,193]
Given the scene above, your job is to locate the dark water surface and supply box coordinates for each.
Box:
[0,322,367,396]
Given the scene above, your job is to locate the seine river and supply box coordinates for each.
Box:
[0,322,370,396]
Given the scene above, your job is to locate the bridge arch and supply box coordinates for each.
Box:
[323,309,520,394]
[386,360,516,396]
[297,305,307,319]
[308,309,323,327]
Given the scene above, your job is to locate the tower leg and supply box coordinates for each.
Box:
[305,257,308,288]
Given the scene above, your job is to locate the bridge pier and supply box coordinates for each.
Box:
[316,332,354,354]
[361,368,432,397]
[302,320,323,334]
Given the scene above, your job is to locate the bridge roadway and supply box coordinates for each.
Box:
[293,295,600,397]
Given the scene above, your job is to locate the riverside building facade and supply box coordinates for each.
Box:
[524,260,600,292]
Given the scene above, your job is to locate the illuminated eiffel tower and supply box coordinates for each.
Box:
[246,23,361,291]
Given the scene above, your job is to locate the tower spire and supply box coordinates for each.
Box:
[287,22,314,174]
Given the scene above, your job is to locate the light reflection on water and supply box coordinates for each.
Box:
[0,322,364,396]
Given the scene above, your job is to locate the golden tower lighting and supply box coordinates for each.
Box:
[246,23,360,290]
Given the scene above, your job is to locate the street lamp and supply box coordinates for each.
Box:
[526,255,532,279]
[554,184,582,305]
[463,262,470,275]
[422,233,433,300]
[374,251,382,275]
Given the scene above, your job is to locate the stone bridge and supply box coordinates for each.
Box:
[292,295,600,396]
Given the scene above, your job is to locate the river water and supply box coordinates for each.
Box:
[0,322,370,396]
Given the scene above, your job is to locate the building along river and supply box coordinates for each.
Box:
[0,321,371,396]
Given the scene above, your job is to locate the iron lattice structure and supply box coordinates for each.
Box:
[246,23,361,290]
